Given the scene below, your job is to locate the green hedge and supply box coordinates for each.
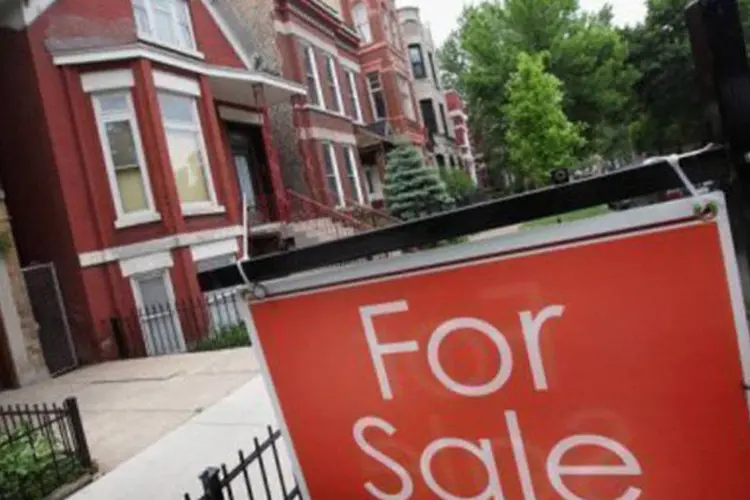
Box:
[192,323,251,352]
[0,425,85,500]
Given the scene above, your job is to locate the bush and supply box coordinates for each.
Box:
[441,169,477,204]
[192,323,251,352]
[0,425,84,499]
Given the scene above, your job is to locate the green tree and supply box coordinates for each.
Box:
[503,52,585,184]
[384,141,453,220]
[439,0,636,173]
[625,0,750,154]
[441,168,476,203]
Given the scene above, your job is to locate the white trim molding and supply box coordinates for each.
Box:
[299,128,357,146]
[120,251,174,277]
[190,237,239,262]
[153,70,201,96]
[53,43,307,98]
[79,225,244,268]
[274,19,361,73]
[81,69,135,92]
[218,106,263,125]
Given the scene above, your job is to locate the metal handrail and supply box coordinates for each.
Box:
[343,198,401,226]
[286,189,372,231]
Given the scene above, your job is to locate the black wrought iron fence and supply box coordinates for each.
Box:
[0,397,92,500]
[184,426,301,500]
[105,291,249,358]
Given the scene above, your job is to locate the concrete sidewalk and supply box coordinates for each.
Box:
[0,348,260,472]
[71,375,292,500]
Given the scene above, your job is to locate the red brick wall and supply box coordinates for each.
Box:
[0,26,97,361]
[0,0,251,362]
[190,0,247,68]
[445,90,463,113]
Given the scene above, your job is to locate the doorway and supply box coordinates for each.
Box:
[227,124,276,224]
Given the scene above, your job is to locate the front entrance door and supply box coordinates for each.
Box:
[228,126,276,224]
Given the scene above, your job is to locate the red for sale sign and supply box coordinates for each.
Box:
[250,196,750,499]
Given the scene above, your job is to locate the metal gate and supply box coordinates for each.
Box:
[22,263,77,376]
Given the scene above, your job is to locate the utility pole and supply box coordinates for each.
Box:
[687,0,750,306]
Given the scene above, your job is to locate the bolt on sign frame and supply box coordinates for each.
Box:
[241,192,750,498]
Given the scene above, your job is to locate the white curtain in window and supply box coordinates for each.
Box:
[158,92,213,205]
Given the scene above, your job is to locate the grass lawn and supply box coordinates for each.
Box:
[521,205,611,230]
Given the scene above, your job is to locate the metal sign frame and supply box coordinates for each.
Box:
[199,146,730,291]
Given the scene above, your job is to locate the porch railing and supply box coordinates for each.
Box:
[343,198,401,228]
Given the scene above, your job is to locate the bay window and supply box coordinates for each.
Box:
[157,89,218,213]
[91,90,157,228]
[132,0,196,53]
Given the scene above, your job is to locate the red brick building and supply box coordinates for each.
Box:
[446,89,487,187]
[0,0,305,362]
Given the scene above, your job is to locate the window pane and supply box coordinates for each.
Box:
[158,93,194,123]
[304,47,320,106]
[165,129,210,203]
[353,4,372,43]
[133,3,151,36]
[154,9,176,45]
[343,148,361,202]
[176,0,195,49]
[346,72,361,121]
[105,121,139,168]
[98,93,128,114]
[325,57,340,112]
[323,145,341,205]
[137,274,170,307]
[374,92,386,119]
[116,167,149,213]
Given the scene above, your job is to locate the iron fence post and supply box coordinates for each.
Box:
[200,467,224,500]
[64,397,92,468]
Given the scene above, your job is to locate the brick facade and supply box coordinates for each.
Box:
[0,0,305,361]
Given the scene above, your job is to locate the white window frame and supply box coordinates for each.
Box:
[322,143,345,207]
[398,74,416,122]
[130,267,186,355]
[132,0,201,57]
[303,45,325,109]
[86,71,160,229]
[324,54,344,114]
[154,71,222,216]
[367,72,386,120]
[345,70,363,123]
[352,3,372,44]
[344,146,364,204]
